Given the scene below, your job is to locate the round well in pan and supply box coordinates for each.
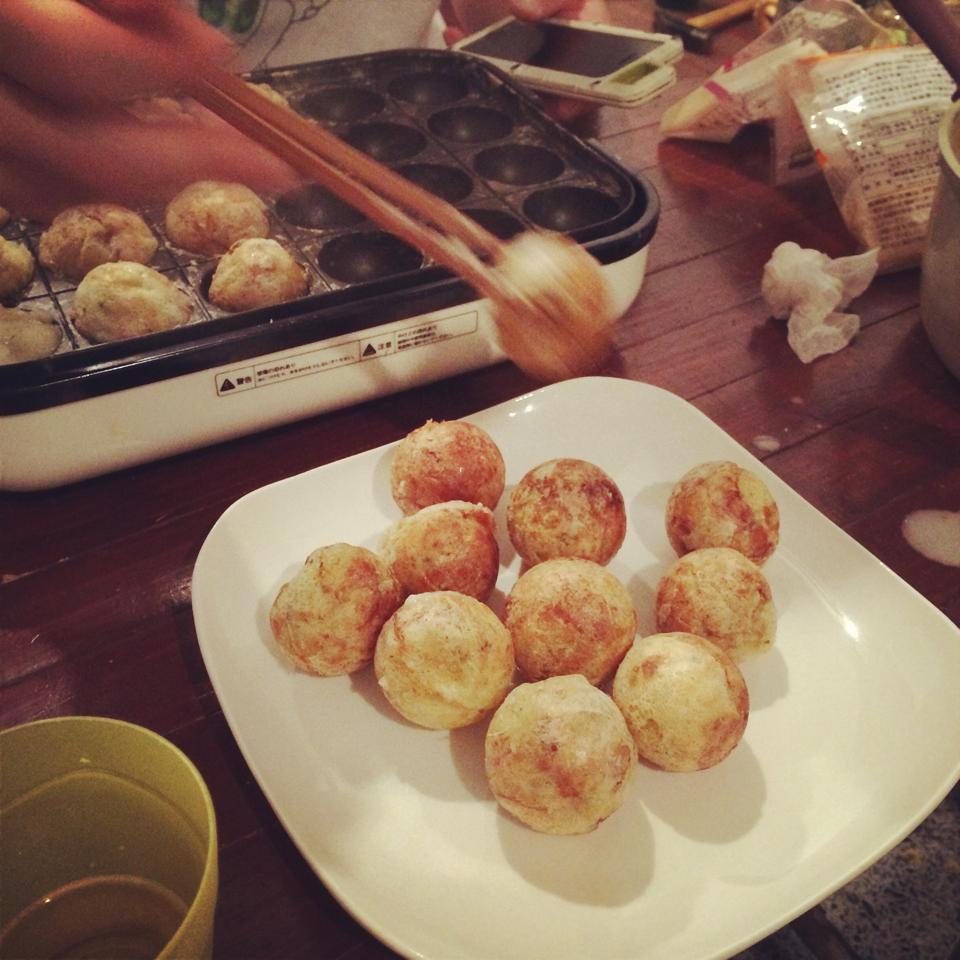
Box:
[473,144,564,186]
[297,86,385,124]
[316,232,423,284]
[388,72,470,106]
[427,106,513,144]
[345,122,428,162]
[461,208,525,240]
[397,163,473,203]
[522,186,623,233]
[275,184,366,231]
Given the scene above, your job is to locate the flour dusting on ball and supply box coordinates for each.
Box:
[666,460,779,565]
[380,500,499,600]
[270,543,405,677]
[38,203,157,281]
[375,591,515,729]
[208,237,308,312]
[165,180,270,257]
[72,262,192,343]
[390,419,506,515]
[0,307,63,364]
[656,547,776,661]
[613,632,749,772]
[505,557,637,686]
[485,674,636,835]
[507,458,626,566]
[0,239,35,299]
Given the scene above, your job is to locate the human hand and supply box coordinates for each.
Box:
[0,0,297,221]
[441,0,613,38]
[440,0,614,121]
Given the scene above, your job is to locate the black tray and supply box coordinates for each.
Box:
[0,48,659,415]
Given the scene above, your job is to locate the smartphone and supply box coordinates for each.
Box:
[452,17,683,107]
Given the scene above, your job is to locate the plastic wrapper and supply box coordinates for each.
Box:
[761,241,879,362]
[659,0,890,145]
[783,46,954,271]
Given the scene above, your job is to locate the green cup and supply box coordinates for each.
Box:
[1,716,218,960]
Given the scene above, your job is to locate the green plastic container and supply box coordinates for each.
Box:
[1,716,218,960]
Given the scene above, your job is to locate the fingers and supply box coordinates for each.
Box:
[0,159,93,223]
[509,0,584,19]
[438,0,466,43]
[442,23,466,44]
[0,78,299,221]
[0,0,232,105]
[509,0,611,21]
[441,0,611,35]
[84,0,180,18]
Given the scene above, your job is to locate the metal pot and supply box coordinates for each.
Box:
[920,102,960,379]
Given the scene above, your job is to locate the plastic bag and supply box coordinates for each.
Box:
[784,45,954,271]
[659,0,891,144]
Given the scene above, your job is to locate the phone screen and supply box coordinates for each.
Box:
[458,20,663,79]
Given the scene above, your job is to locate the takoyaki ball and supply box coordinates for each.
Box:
[507,458,626,566]
[655,547,776,661]
[612,632,749,772]
[71,262,192,343]
[0,239,35,299]
[380,500,499,601]
[38,203,158,282]
[485,674,636,835]
[0,306,63,364]
[390,419,506,515]
[270,543,405,677]
[666,460,779,565]
[504,557,637,686]
[208,238,308,312]
[164,180,269,257]
[374,591,515,729]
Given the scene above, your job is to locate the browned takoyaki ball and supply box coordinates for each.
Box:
[666,460,779,565]
[374,591,515,730]
[485,674,636,835]
[504,557,637,686]
[71,262,192,343]
[612,631,749,772]
[390,419,506,515]
[507,458,626,566]
[0,238,34,299]
[164,180,270,257]
[0,306,63,364]
[208,237,309,312]
[38,203,157,282]
[270,543,405,677]
[380,500,500,601]
[655,547,776,661]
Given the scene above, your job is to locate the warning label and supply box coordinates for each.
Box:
[359,331,397,359]
[215,310,478,397]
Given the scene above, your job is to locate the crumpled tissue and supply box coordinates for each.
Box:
[761,241,880,363]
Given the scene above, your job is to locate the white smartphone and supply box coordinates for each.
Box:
[452,17,683,107]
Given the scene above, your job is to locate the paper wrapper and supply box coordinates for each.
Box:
[783,46,953,272]
[761,241,879,363]
[659,0,890,145]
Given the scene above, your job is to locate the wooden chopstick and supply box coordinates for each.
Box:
[188,65,620,385]
[190,66,509,301]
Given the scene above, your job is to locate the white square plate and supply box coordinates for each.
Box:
[192,376,960,960]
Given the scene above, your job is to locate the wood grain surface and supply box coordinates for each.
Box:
[2,3,958,958]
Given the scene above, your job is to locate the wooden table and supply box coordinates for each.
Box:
[3,3,959,958]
